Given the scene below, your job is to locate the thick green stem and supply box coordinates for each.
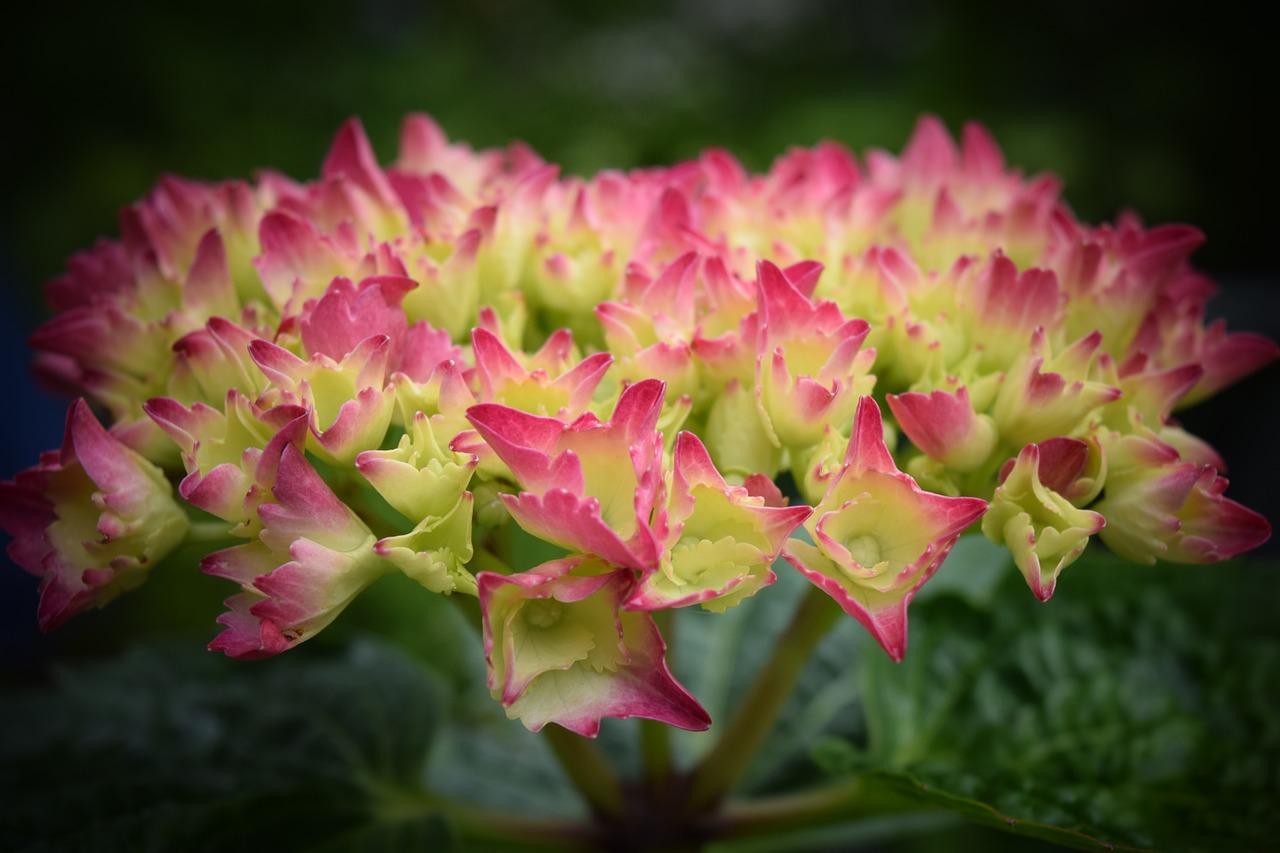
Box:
[373,783,599,850]
[639,718,673,793]
[708,777,929,840]
[713,781,864,838]
[639,609,675,791]
[446,803,598,850]
[544,723,627,818]
[683,585,843,814]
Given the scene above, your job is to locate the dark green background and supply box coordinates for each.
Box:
[5,1,1277,285]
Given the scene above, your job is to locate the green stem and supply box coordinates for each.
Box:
[373,783,599,850]
[182,519,235,545]
[639,610,675,791]
[446,801,598,850]
[683,585,843,814]
[453,534,509,631]
[708,777,927,840]
[639,718,673,793]
[544,723,627,818]
[480,522,512,568]
[448,591,483,633]
[470,542,513,575]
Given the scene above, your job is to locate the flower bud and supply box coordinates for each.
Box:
[982,438,1106,600]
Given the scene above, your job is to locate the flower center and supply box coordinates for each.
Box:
[523,599,564,629]
[845,533,884,569]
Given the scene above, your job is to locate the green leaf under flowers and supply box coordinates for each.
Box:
[812,546,1280,852]
[5,540,1277,853]
[0,639,451,853]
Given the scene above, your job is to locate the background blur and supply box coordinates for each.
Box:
[2,3,1276,850]
[6,1,1278,286]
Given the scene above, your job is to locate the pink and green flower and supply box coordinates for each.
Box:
[0,400,189,630]
[479,556,709,736]
[784,397,988,660]
[466,379,669,572]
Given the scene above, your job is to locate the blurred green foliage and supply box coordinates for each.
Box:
[818,548,1280,852]
[0,639,452,851]
[5,543,1277,851]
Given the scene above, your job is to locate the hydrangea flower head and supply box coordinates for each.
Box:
[3,113,1273,741]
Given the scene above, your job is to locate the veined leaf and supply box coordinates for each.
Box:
[0,639,450,852]
[814,548,1280,852]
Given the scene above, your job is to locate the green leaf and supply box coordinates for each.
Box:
[813,548,1280,852]
[0,639,451,853]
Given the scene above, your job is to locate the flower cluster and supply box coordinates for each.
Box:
[2,115,1272,734]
